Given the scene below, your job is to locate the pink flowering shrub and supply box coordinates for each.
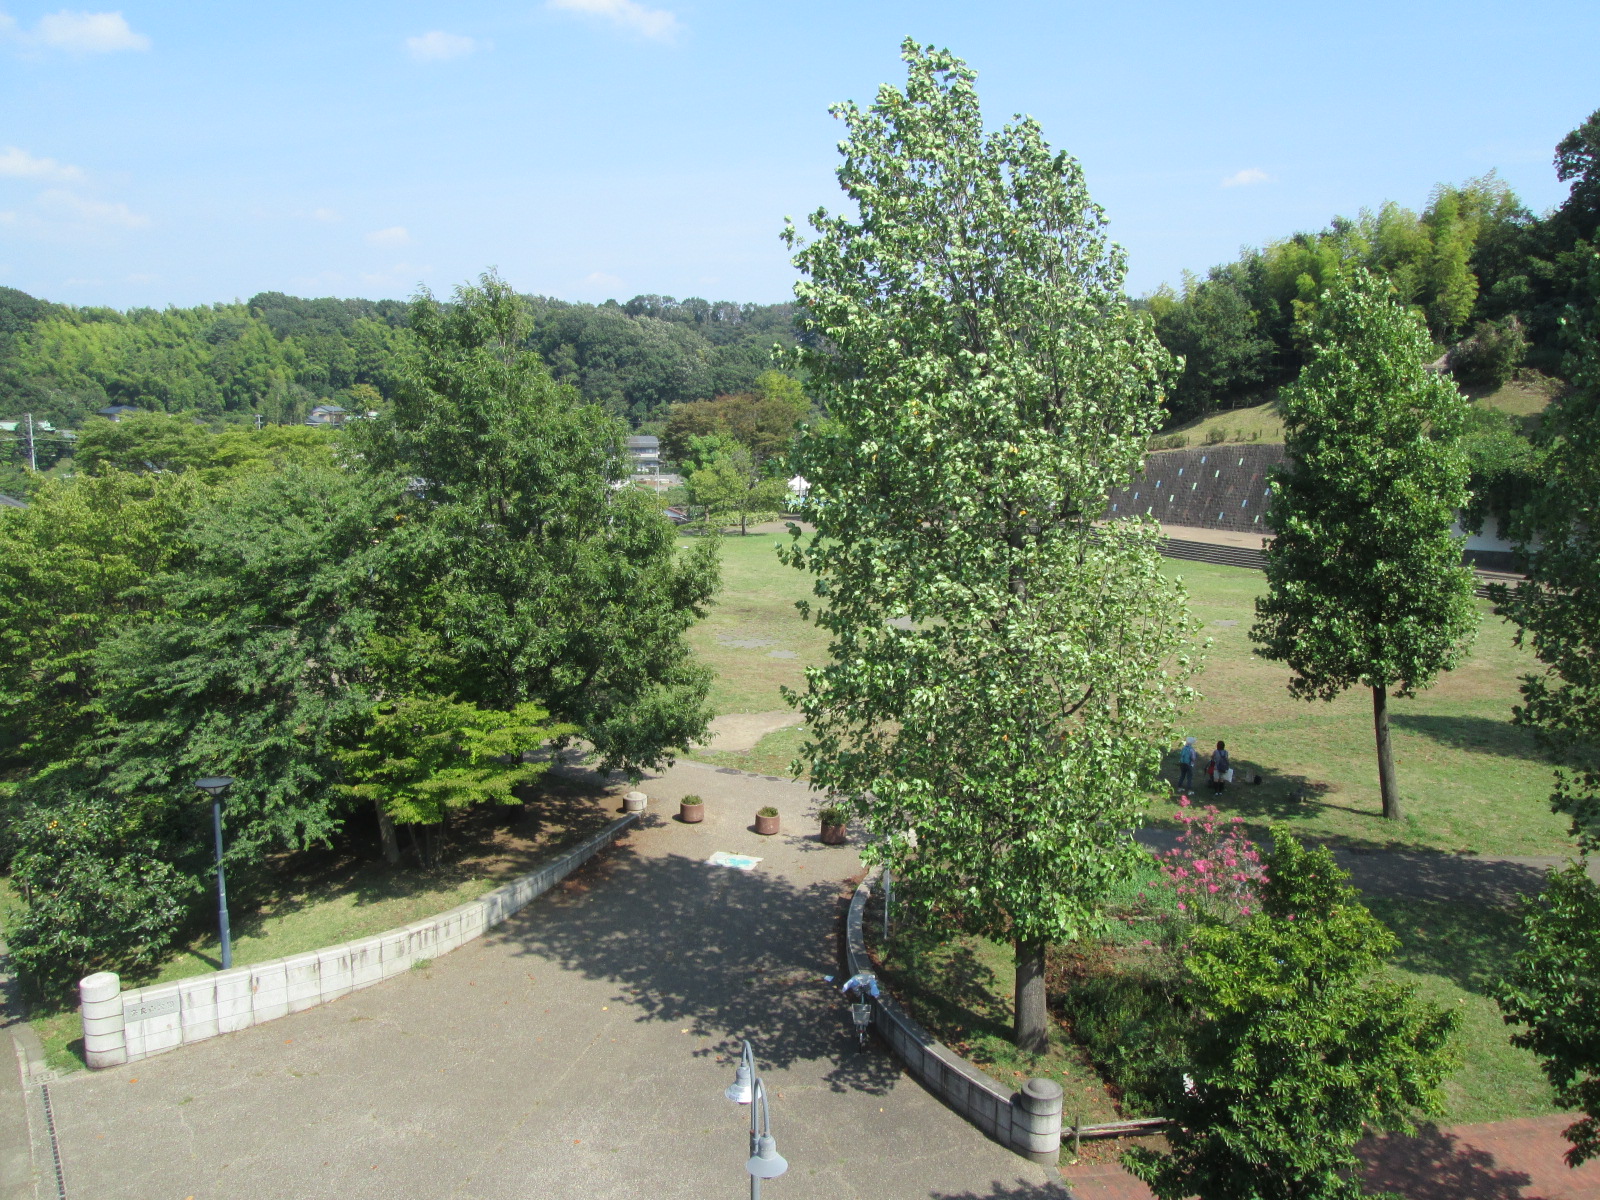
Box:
[1153,798,1266,923]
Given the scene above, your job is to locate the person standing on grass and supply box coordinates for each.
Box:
[1209,740,1231,793]
[1177,737,1197,795]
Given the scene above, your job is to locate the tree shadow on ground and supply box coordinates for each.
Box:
[1359,1122,1534,1199]
[487,836,902,1097]
[1391,714,1549,765]
[1361,895,1528,995]
[928,1180,1073,1199]
[1154,752,1386,833]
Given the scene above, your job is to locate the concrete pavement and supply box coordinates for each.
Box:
[46,759,1068,1200]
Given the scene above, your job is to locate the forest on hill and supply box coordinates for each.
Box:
[0,286,799,436]
[1,106,1595,488]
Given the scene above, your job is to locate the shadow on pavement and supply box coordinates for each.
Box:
[487,838,903,1096]
[1358,1123,1534,1200]
[928,1179,1074,1198]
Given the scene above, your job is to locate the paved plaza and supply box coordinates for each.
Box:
[42,761,1069,1200]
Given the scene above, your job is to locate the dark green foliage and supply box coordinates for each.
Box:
[1496,860,1600,1166]
[356,274,720,774]
[1447,315,1529,390]
[1149,263,1278,418]
[1496,246,1600,849]
[6,762,201,995]
[1459,405,1543,540]
[523,294,799,426]
[1125,832,1460,1200]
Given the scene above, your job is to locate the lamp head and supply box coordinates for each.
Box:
[746,1134,787,1179]
[724,1060,753,1105]
[194,776,234,797]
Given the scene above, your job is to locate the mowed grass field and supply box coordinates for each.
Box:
[690,530,1573,859]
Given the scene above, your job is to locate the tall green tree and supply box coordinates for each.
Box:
[687,442,787,535]
[782,41,1194,1053]
[1251,268,1477,821]
[354,273,720,773]
[1495,246,1600,848]
[1127,832,1459,1200]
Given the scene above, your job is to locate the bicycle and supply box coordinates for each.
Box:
[839,971,880,1050]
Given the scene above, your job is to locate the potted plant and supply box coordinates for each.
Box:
[679,794,705,824]
[755,805,780,835]
[819,805,849,845]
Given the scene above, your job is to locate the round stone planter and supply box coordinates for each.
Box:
[820,823,848,845]
[754,812,781,836]
[679,800,705,824]
[624,791,648,814]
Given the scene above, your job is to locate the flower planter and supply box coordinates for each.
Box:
[680,800,705,824]
[754,812,781,836]
[820,823,848,845]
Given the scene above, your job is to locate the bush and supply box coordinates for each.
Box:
[757,805,778,818]
[1125,831,1460,1200]
[1203,426,1228,445]
[680,793,704,806]
[1448,316,1529,390]
[6,772,200,1001]
[819,804,849,825]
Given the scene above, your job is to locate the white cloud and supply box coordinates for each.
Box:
[0,146,84,182]
[27,10,151,53]
[548,0,678,42]
[1221,168,1272,188]
[366,225,411,246]
[310,207,340,222]
[37,188,148,228]
[404,30,479,61]
[583,271,623,289]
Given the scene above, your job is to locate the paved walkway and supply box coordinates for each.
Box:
[46,760,1068,1200]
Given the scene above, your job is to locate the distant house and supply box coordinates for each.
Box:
[0,494,26,510]
[626,435,661,475]
[305,405,348,427]
[96,405,140,422]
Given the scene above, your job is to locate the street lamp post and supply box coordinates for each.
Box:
[194,776,234,970]
[726,1041,787,1199]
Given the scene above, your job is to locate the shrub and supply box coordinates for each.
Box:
[1151,798,1266,923]
[1125,830,1460,1200]
[1204,426,1228,445]
[6,771,200,1001]
[1447,315,1529,390]
[819,804,849,825]
[757,805,778,818]
[680,793,704,806]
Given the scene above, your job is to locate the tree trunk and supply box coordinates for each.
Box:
[374,800,401,865]
[1372,684,1402,821]
[1014,938,1048,1055]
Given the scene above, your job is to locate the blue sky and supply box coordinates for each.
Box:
[2,1,1596,309]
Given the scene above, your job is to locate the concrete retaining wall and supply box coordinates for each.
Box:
[845,872,1061,1165]
[81,812,638,1069]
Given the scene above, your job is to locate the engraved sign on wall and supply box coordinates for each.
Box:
[123,996,180,1023]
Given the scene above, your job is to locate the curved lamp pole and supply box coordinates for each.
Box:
[726,1041,787,1198]
[194,777,234,970]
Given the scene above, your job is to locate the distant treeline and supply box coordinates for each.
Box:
[1150,107,1600,423]
[0,287,800,432]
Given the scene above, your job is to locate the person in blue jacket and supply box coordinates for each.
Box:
[1176,737,1197,795]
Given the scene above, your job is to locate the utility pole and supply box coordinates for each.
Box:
[25,413,35,472]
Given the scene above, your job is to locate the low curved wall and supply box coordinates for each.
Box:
[81,812,639,1069]
[846,871,1170,1160]
[845,871,1062,1165]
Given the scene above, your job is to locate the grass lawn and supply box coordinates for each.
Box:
[686,532,1575,858]
[1162,399,1286,446]
[22,773,616,1074]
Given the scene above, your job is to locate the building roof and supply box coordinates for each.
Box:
[0,494,27,509]
[626,435,660,449]
[96,405,140,417]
